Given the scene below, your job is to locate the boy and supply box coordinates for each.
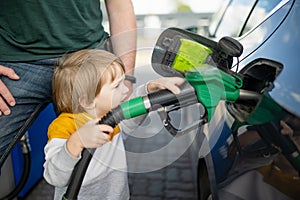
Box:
[43,49,184,199]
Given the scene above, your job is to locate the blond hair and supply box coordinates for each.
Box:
[52,49,125,113]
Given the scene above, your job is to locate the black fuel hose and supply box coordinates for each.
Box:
[0,137,31,200]
[62,107,124,200]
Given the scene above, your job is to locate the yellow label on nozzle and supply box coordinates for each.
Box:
[172,38,213,73]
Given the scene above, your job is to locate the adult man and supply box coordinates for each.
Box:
[0,0,137,167]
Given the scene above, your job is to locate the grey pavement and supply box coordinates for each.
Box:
[126,142,200,200]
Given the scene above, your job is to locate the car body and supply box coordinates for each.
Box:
[197,0,300,199]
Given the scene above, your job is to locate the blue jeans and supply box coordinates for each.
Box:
[0,59,56,167]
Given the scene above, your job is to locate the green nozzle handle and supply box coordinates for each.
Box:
[185,66,243,121]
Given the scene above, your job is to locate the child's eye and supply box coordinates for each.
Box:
[114,82,122,88]
[113,78,125,89]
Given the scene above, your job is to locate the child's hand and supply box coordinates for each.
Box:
[147,77,185,94]
[66,119,113,157]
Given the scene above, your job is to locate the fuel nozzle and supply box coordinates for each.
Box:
[118,65,243,123]
[185,65,243,121]
[119,81,198,120]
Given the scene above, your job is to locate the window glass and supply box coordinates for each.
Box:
[241,0,282,35]
[214,0,256,38]
[208,0,231,37]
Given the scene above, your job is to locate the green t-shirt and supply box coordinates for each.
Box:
[0,0,108,61]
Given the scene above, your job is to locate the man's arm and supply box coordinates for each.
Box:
[105,0,137,95]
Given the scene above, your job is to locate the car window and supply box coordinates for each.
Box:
[210,0,285,39]
[240,0,283,35]
[213,0,257,38]
[208,0,231,37]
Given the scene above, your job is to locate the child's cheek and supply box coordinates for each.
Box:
[111,92,120,109]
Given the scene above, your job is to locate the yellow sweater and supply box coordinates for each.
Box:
[47,112,120,142]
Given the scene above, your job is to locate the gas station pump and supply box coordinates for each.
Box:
[0,103,56,199]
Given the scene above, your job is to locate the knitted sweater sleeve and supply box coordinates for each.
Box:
[43,138,81,187]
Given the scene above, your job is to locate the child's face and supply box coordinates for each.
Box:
[93,66,129,118]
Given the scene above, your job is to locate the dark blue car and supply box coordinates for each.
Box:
[197,0,300,199]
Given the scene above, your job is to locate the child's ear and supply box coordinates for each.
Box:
[79,96,95,109]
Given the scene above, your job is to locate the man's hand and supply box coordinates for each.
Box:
[0,65,20,116]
